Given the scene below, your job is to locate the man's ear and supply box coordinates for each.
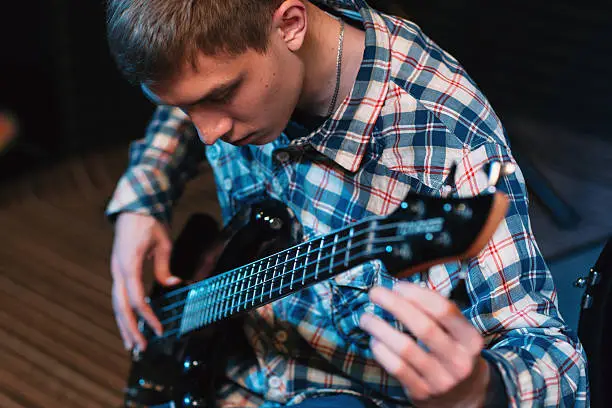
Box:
[271,0,307,52]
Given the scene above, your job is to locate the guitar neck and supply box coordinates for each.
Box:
[173,218,381,336]
[155,192,508,339]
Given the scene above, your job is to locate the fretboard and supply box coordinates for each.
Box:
[170,217,382,337]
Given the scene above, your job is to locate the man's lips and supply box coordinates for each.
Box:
[233,132,259,146]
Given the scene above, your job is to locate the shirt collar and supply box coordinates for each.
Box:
[303,1,392,173]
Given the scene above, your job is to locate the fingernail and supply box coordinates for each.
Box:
[360,313,373,329]
[368,287,385,303]
[165,276,181,285]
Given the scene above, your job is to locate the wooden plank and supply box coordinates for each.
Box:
[0,311,125,392]
[0,291,126,370]
[0,275,123,355]
[0,327,121,406]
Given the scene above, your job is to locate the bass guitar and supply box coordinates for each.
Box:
[124,191,509,407]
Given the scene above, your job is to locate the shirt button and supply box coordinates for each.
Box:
[223,178,232,191]
[274,150,291,163]
[268,376,282,389]
[275,330,288,343]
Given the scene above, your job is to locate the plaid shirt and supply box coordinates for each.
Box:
[107,1,588,406]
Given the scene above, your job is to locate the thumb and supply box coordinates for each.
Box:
[153,240,181,286]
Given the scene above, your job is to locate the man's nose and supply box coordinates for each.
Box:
[193,113,233,145]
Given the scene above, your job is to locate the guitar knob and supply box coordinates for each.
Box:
[434,231,452,247]
[401,199,425,217]
[453,203,473,220]
[182,356,207,375]
[182,393,207,407]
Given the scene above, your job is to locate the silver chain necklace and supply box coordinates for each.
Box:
[327,18,345,116]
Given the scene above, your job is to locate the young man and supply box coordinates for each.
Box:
[106,0,588,406]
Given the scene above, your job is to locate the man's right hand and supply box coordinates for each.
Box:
[110,212,181,351]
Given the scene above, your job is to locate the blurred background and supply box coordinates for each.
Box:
[0,1,610,407]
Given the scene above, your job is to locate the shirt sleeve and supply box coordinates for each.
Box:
[105,105,206,224]
[452,142,589,407]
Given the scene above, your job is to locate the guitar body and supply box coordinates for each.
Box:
[124,199,302,407]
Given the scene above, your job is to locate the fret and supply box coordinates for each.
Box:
[203,280,216,325]
[303,242,312,285]
[196,284,207,328]
[226,274,233,316]
[252,261,262,306]
[219,275,230,321]
[329,234,339,276]
[366,220,377,253]
[345,227,354,268]
[237,267,246,312]
[290,246,300,290]
[230,270,238,315]
[279,250,291,295]
[315,237,324,280]
[210,277,223,323]
[179,288,195,334]
[246,263,256,308]
[269,254,280,299]
[261,257,271,303]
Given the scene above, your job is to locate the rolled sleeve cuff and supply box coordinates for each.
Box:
[105,166,174,224]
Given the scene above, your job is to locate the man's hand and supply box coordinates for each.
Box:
[111,212,181,351]
[359,282,490,408]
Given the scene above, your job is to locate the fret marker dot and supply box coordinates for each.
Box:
[386,245,393,253]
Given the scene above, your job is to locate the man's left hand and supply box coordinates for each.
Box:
[359,282,490,408]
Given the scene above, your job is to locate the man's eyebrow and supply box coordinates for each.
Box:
[182,75,244,107]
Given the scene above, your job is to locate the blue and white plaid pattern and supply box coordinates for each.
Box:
[107,1,589,406]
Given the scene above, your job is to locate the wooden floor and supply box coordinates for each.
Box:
[0,146,220,408]
[0,135,608,407]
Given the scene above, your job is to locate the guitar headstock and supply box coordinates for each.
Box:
[374,191,509,278]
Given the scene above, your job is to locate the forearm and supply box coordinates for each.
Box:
[106,105,205,223]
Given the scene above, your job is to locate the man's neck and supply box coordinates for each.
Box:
[296,2,366,118]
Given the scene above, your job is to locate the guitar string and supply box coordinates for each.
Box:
[159,245,389,339]
[155,220,442,330]
[155,220,386,311]
[158,235,371,328]
[156,228,375,324]
[154,214,427,307]
[154,216,382,304]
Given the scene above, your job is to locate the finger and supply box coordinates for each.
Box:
[116,248,163,340]
[115,311,133,350]
[360,313,456,394]
[153,242,181,286]
[112,282,144,349]
[125,275,163,338]
[393,282,484,355]
[369,337,432,401]
[369,286,476,379]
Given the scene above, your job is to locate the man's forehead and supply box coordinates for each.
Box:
[139,51,251,106]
